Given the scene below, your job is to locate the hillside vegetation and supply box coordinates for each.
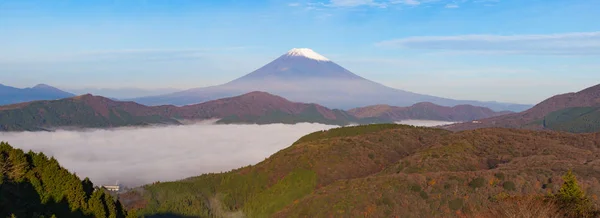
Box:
[446,84,600,133]
[0,97,179,131]
[348,102,512,122]
[0,142,135,217]
[122,124,600,217]
[0,92,364,131]
[544,107,600,133]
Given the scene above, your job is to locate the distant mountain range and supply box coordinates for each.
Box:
[132,48,531,112]
[445,83,600,133]
[0,84,74,105]
[66,87,182,99]
[0,91,507,131]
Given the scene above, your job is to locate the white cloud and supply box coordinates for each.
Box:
[328,0,387,8]
[376,32,600,55]
[288,2,301,6]
[1,123,336,187]
[403,0,421,5]
[396,120,456,127]
[445,3,459,8]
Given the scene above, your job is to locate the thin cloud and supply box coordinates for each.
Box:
[304,0,489,9]
[376,32,600,55]
[328,0,387,8]
[396,120,456,127]
[403,0,421,5]
[0,46,257,64]
[1,123,336,187]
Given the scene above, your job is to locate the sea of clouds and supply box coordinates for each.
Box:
[396,120,456,127]
[0,122,336,187]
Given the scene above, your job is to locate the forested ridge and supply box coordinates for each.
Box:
[122,124,600,217]
[0,142,136,218]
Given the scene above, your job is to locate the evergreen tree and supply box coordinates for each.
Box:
[0,142,133,218]
[558,170,586,203]
[82,177,95,200]
[556,170,596,217]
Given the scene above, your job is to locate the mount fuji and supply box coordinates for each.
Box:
[133,48,531,112]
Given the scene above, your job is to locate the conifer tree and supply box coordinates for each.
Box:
[556,170,596,217]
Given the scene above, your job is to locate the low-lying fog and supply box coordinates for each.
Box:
[396,120,456,127]
[0,123,336,187]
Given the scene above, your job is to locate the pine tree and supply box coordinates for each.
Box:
[0,142,132,217]
[82,177,94,199]
[558,170,585,203]
[556,170,596,217]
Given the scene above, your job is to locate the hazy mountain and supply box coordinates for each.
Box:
[121,124,600,217]
[445,83,600,132]
[0,83,74,106]
[66,87,181,99]
[132,48,531,112]
[348,102,513,122]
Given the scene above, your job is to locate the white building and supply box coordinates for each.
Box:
[102,185,120,192]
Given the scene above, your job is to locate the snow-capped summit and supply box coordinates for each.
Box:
[132,48,531,112]
[284,48,330,61]
[226,47,362,81]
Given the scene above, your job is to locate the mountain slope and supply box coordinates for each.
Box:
[121,124,600,217]
[349,102,512,122]
[0,142,135,218]
[542,106,600,133]
[132,48,531,112]
[0,92,363,131]
[0,83,75,106]
[445,83,600,132]
[0,94,180,131]
[173,91,362,125]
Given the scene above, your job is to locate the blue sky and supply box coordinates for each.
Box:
[1,0,599,104]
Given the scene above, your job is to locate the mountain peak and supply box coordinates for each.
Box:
[284,48,330,61]
[32,84,55,89]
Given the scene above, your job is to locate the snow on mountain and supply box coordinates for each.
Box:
[284,48,330,61]
[132,48,532,112]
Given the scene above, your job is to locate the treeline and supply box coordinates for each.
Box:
[0,142,136,218]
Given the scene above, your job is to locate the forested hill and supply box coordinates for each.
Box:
[0,142,136,218]
[122,124,600,217]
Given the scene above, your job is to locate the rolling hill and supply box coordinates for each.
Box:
[0,83,74,106]
[0,94,180,131]
[0,92,363,131]
[132,48,531,112]
[0,91,511,131]
[120,124,600,217]
[348,102,512,122]
[445,83,600,133]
